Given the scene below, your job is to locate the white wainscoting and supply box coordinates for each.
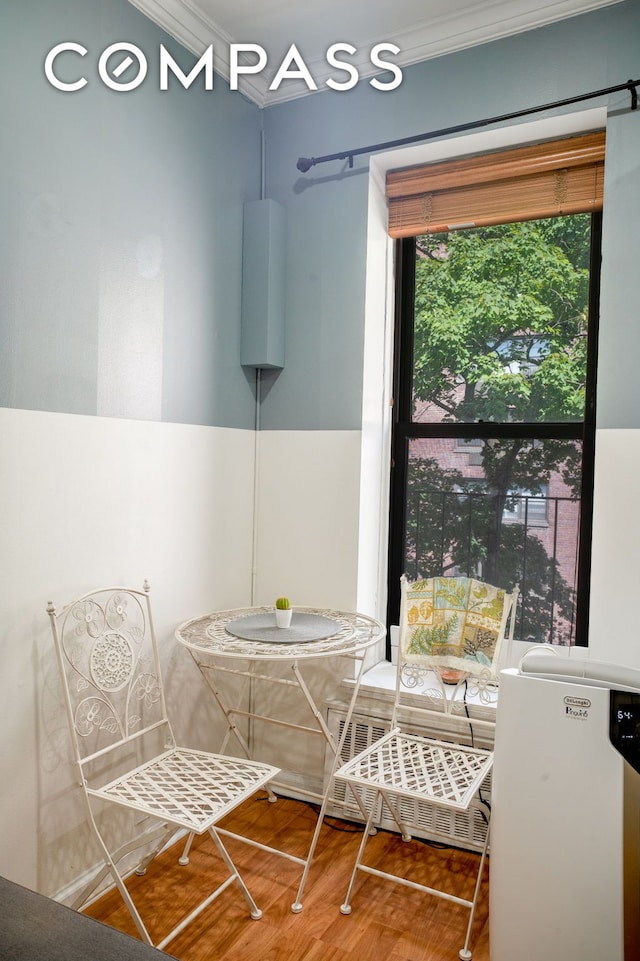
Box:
[253,429,363,612]
[589,427,640,667]
[0,407,256,896]
[0,413,375,899]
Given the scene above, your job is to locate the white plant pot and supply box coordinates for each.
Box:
[275,608,293,628]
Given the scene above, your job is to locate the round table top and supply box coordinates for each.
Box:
[175,606,386,661]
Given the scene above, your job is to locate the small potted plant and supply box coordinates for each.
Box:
[275,596,292,629]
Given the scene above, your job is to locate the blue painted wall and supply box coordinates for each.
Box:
[1,0,639,430]
[262,0,640,430]
[0,0,262,428]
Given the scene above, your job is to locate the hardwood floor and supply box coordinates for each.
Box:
[85,794,490,961]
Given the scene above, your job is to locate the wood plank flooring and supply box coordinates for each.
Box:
[85,794,490,961]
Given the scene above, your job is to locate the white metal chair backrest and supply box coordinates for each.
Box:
[47,582,172,775]
[48,584,283,948]
[394,575,519,731]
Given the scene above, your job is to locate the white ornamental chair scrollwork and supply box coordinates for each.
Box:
[47,583,279,952]
[334,575,518,961]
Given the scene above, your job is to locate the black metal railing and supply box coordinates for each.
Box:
[404,488,580,645]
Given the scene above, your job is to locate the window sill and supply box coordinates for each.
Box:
[343,658,498,712]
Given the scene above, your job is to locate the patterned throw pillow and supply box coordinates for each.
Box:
[402,576,508,678]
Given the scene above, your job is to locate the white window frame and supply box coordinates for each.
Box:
[356,106,607,665]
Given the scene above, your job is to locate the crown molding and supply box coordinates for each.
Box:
[125,0,267,104]
[126,0,623,107]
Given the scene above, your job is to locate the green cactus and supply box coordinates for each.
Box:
[275,596,291,610]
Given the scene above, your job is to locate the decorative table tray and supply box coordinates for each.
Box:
[225,611,339,644]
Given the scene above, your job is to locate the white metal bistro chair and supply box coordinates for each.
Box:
[47,582,280,951]
[334,575,519,961]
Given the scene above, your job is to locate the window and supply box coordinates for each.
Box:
[502,487,549,527]
[386,134,603,648]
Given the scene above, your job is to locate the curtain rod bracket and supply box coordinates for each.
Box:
[295,77,640,173]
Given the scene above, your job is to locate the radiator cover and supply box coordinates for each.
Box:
[325,705,493,853]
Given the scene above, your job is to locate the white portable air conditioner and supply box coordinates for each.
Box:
[490,651,640,961]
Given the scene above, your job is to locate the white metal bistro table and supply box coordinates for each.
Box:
[175,605,385,911]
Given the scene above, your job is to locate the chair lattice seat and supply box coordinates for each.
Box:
[337,731,493,810]
[92,748,277,834]
[332,575,518,961]
[48,583,280,951]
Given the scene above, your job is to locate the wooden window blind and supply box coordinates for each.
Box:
[386,130,605,238]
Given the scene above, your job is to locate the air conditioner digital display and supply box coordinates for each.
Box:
[610,691,640,774]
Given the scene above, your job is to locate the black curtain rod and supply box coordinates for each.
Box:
[296,77,639,173]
